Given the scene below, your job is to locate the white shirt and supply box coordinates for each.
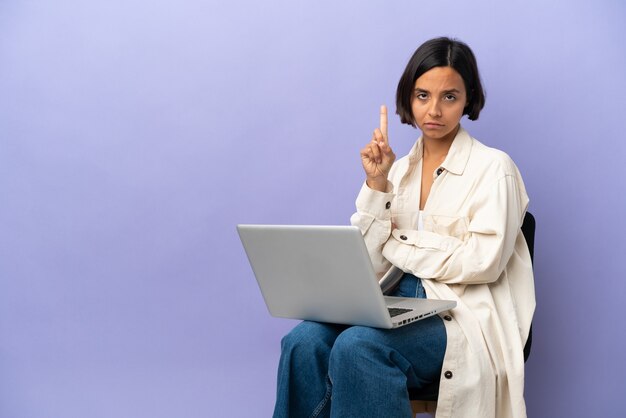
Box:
[350,127,535,418]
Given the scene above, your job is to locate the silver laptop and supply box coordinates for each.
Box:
[237,224,456,329]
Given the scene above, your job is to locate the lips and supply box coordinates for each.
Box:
[424,122,444,129]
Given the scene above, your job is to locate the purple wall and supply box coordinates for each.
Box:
[1,1,625,417]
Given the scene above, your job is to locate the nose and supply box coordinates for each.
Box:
[427,99,442,118]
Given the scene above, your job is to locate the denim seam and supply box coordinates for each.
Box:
[309,375,332,418]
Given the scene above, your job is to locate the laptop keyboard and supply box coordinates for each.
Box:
[388,307,413,318]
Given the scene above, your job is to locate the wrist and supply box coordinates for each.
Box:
[366,177,388,192]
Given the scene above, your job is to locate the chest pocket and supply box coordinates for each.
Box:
[424,214,470,241]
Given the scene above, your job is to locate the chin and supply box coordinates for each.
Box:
[420,129,452,139]
[419,124,459,141]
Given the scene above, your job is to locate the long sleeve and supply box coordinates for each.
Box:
[382,174,528,284]
[349,181,395,279]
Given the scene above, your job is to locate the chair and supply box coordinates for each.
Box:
[410,212,535,416]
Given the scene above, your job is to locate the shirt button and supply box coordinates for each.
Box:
[399,235,407,241]
[444,315,452,321]
[444,371,453,379]
[385,202,391,209]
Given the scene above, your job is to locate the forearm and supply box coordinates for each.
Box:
[382,230,505,284]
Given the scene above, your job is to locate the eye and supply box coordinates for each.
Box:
[415,92,428,100]
[443,94,457,101]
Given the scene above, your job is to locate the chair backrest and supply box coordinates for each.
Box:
[521,212,535,264]
[520,211,535,362]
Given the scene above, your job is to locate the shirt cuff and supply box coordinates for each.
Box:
[355,181,395,220]
[391,229,462,251]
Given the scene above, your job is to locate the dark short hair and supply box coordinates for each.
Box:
[395,37,485,125]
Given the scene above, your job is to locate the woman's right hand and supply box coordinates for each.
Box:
[360,105,396,192]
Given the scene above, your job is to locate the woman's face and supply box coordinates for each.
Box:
[411,66,468,142]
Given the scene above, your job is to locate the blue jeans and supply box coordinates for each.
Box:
[273,274,447,418]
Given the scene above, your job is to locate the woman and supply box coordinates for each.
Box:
[273,37,535,418]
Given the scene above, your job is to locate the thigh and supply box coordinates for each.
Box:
[337,315,446,383]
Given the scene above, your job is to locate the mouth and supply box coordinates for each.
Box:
[423,122,444,129]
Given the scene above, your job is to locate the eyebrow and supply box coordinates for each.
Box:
[414,88,462,94]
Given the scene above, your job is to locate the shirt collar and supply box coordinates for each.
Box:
[407,125,472,176]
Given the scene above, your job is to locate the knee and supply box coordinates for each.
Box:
[329,326,384,368]
[280,321,337,359]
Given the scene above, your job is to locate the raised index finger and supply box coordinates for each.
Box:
[380,105,388,143]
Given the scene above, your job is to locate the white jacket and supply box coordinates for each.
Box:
[350,127,535,418]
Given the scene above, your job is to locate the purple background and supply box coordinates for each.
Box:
[1,1,625,417]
